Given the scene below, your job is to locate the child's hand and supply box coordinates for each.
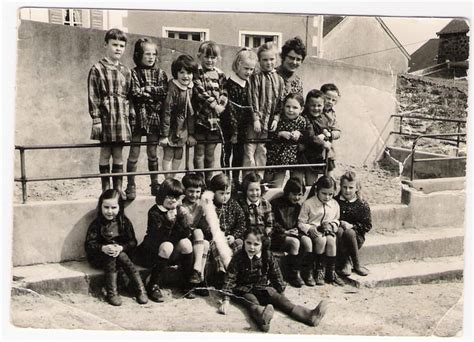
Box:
[144,86,153,94]
[265,227,272,236]
[278,131,292,140]
[230,135,238,144]
[101,244,116,256]
[286,228,299,237]
[187,135,197,146]
[323,141,332,149]
[340,221,354,230]
[253,120,261,133]
[159,137,170,146]
[110,244,123,257]
[215,104,226,115]
[269,120,278,132]
[308,227,319,239]
[226,235,235,245]
[323,129,331,138]
[92,123,102,137]
[218,299,229,315]
[317,133,326,141]
[290,131,302,141]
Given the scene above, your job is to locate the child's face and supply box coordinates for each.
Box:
[341,179,358,201]
[184,187,202,204]
[177,68,193,87]
[317,187,335,204]
[101,197,120,221]
[287,191,303,205]
[284,98,303,120]
[162,195,180,210]
[104,39,126,62]
[141,43,157,67]
[324,90,339,110]
[259,50,277,72]
[281,50,303,73]
[246,182,261,203]
[199,53,218,70]
[236,59,256,80]
[307,97,325,117]
[244,233,262,258]
[214,187,231,205]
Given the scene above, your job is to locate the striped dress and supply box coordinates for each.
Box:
[88,58,134,142]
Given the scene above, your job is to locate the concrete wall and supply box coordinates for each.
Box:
[124,10,320,57]
[12,179,465,266]
[323,17,409,73]
[14,20,397,179]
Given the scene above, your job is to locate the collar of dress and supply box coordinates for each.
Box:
[172,79,194,91]
[246,198,261,207]
[229,72,247,88]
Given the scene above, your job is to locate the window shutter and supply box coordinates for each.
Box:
[90,9,103,29]
[49,9,63,24]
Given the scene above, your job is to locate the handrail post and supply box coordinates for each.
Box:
[410,138,418,181]
[185,144,190,172]
[456,122,461,157]
[19,148,27,203]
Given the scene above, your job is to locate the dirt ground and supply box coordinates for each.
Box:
[9,281,463,337]
[13,162,402,205]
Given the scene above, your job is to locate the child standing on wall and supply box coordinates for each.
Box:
[125,38,168,200]
[218,228,329,333]
[320,83,342,178]
[297,89,332,187]
[85,189,148,306]
[244,42,286,178]
[221,48,258,189]
[88,28,134,198]
[192,41,228,184]
[160,55,199,178]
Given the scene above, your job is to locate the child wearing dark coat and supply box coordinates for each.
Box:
[218,228,329,332]
[133,178,194,302]
[335,171,371,277]
[85,189,148,306]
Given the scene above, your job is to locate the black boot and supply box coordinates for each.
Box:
[250,304,274,332]
[301,253,316,286]
[99,164,111,193]
[112,163,127,200]
[127,269,148,304]
[147,256,167,302]
[125,159,137,201]
[314,253,325,286]
[148,158,160,196]
[290,301,329,327]
[180,253,196,299]
[105,272,122,306]
[286,254,304,288]
[325,256,345,286]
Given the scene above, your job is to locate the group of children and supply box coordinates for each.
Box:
[84,28,372,332]
[88,29,341,201]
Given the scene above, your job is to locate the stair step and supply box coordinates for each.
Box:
[346,256,464,288]
[360,227,464,265]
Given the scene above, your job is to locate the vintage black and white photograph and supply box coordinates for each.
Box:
[5,1,471,338]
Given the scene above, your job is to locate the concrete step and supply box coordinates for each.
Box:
[360,226,464,265]
[345,256,464,288]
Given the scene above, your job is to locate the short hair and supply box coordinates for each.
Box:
[307,176,337,199]
[182,173,205,190]
[280,36,307,61]
[155,178,184,205]
[339,171,363,199]
[320,83,340,96]
[283,177,305,197]
[232,47,258,74]
[104,28,127,44]
[133,38,158,67]
[197,40,221,57]
[241,172,262,194]
[283,93,304,108]
[243,227,265,241]
[305,89,325,103]
[96,189,124,222]
[171,54,198,79]
[209,173,230,192]
[257,42,278,60]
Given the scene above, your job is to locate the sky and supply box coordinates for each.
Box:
[382,17,457,54]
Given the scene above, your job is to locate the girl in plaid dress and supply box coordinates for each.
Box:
[265,93,306,188]
[125,38,168,200]
[88,29,134,198]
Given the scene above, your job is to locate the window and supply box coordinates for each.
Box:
[48,9,102,29]
[63,9,82,26]
[162,27,209,42]
[239,31,282,49]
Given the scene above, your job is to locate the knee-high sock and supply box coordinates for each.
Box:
[193,240,204,272]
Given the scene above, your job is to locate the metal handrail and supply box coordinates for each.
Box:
[410,132,467,181]
[14,138,327,203]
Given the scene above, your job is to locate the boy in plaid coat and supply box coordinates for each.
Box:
[88,28,135,198]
